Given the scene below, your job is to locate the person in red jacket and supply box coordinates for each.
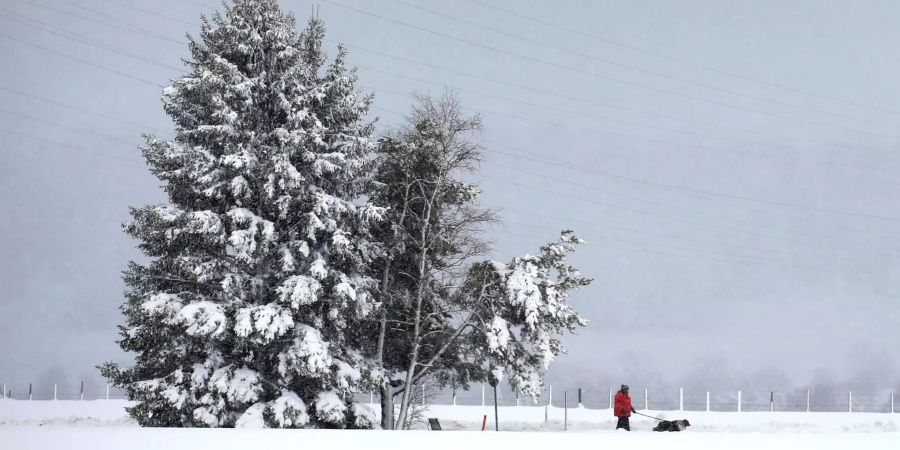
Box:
[614,384,637,431]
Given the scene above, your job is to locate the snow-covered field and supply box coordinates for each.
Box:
[2,400,900,449]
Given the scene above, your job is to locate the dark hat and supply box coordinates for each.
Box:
[621,384,629,391]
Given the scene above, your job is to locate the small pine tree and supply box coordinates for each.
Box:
[101,0,382,428]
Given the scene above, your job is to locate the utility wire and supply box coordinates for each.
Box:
[365,68,888,171]
[392,0,886,127]
[99,0,199,28]
[0,127,143,166]
[337,37,889,158]
[372,98,900,223]
[0,9,184,72]
[322,0,900,140]
[21,1,188,46]
[0,30,163,88]
[0,85,154,130]
[468,0,900,117]
[0,107,137,146]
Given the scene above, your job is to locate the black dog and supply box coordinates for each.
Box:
[653,419,691,432]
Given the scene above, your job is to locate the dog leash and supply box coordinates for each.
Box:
[633,411,664,421]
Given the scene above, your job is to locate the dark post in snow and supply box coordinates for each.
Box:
[489,372,499,432]
[80,381,84,401]
[28,383,32,401]
[578,388,582,406]
[493,386,499,431]
[770,391,774,412]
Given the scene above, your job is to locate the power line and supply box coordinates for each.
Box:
[9,4,898,224]
[374,102,900,228]
[468,0,900,118]
[20,0,895,173]
[0,30,164,88]
[177,0,214,10]
[0,9,185,73]
[364,68,888,171]
[382,100,900,250]
[475,142,900,223]
[497,205,885,264]
[321,0,900,140]
[483,161,900,260]
[21,1,188,46]
[392,0,888,128]
[0,127,143,166]
[481,164,900,262]
[492,220,877,275]
[18,87,885,263]
[7,85,888,266]
[338,37,888,158]
[0,85,154,131]
[0,107,137,146]
[99,0,199,28]
[1,94,887,271]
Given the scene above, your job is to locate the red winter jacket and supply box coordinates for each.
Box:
[614,390,633,417]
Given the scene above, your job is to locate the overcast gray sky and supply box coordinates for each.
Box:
[1,0,899,406]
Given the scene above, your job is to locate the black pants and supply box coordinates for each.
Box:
[616,416,630,431]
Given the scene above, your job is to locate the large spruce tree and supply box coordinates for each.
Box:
[101,0,383,428]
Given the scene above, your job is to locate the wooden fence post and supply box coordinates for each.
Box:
[29,383,32,401]
[577,388,582,407]
[80,381,84,401]
[770,391,774,412]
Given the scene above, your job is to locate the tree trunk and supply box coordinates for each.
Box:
[395,245,430,427]
[380,382,394,430]
[376,255,392,428]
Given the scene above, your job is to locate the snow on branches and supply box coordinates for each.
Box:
[102,0,382,428]
[465,230,591,397]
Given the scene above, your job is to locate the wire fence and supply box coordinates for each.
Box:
[2,380,896,413]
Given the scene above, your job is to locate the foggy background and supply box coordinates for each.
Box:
[1,0,899,408]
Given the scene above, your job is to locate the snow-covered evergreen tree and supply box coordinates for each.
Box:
[100,0,383,428]
[461,230,591,397]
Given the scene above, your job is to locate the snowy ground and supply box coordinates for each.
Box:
[2,400,900,449]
